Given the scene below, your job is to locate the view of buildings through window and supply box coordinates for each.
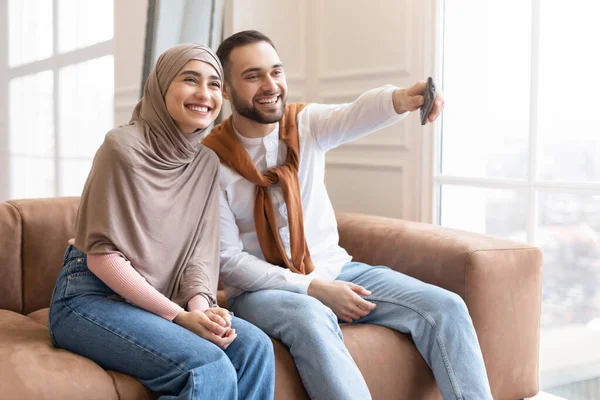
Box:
[439,1,600,398]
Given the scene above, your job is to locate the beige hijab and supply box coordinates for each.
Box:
[74,44,223,306]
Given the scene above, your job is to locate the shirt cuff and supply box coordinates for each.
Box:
[381,84,406,117]
[288,272,316,294]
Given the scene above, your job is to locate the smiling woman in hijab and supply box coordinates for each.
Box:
[47,44,275,400]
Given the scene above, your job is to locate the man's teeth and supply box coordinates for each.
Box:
[257,97,278,105]
[188,105,209,112]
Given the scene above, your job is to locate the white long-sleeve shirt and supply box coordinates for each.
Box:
[219,85,406,299]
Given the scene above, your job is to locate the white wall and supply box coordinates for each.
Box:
[226,0,438,221]
[113,0,438,221]
[114,0,148,126]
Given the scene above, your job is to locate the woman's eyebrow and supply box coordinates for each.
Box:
[179,70,221,80]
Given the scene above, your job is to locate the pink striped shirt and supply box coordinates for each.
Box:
[68,239,211,320]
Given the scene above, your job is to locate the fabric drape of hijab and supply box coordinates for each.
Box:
[74,44,224,307]
[203,103,315,275]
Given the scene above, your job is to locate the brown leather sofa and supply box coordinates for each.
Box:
[0,197,542,399]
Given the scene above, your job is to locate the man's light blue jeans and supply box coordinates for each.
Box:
[228,261,493,400]
[49,246,275,400]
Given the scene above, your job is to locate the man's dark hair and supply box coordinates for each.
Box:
[216,30,277,81]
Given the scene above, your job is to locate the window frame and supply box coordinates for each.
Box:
[431,0,600,239]
[0,0,114,201]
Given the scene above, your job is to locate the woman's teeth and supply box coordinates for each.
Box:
[188,105,209,112]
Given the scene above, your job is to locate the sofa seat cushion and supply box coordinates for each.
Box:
[267,323,442,400]
[24,308,154,400]
[27,308,50,326]
[0,309,121,400]
[106,370,156,400]
[343,324,441,399]
[20,309,442,400]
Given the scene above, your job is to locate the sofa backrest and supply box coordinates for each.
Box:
[1,197,80,315]
[0,202,22,312]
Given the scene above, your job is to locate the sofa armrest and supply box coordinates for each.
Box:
[336,212,542,399]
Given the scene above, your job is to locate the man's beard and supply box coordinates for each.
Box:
[230,87,286,124]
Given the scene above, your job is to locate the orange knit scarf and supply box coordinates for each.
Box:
[202,103,315,274]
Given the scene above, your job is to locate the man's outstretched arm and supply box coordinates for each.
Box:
[305,82,444,152]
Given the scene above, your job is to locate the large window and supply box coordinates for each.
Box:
[1,0,114,200]
[439,0,600,398]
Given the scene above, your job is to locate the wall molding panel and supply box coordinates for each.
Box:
[211,0,427,220]
[319,65,410,84]
[115,85,140,111]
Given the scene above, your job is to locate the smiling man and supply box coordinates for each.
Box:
[203,30,492,400]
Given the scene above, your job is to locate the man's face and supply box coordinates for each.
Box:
[224,41,288,124]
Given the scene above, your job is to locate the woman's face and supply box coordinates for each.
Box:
[165,60,223,134]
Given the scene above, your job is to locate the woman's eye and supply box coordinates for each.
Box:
[184,77,196,83]
[211,82,221,88]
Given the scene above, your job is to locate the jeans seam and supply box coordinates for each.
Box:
[64,252,85,267]
[68,271,94,278]
[367,295,463,400]
[62,300,186,374]
[293,359,319,400]
[191,369,196,399]
[232,294,320,400]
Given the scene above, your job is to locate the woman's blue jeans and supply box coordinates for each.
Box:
[49,246,275,400]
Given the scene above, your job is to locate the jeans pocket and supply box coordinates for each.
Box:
[64,272,111,298]
[63,257,111,298]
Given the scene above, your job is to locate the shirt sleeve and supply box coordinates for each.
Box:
[219,188,315,294]
[187,293,212,312]
[87,254,183,321]
[304,84,406,152]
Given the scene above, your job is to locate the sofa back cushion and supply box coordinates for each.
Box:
[0,203,23,312]
[8,197,80,314]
